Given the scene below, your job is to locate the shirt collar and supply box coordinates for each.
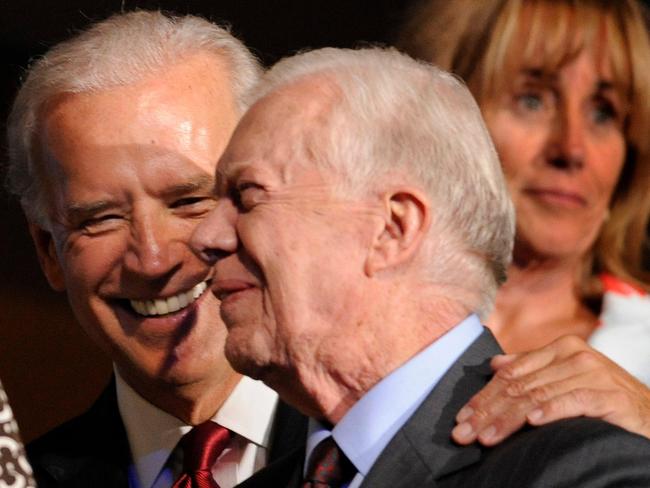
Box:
[305,314,483,477]
[115,370,278,488]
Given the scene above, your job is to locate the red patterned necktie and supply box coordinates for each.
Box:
[302,437,355,487]
[171,421,231,488]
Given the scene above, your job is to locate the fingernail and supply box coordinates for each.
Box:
[528,409,543,423]
[478,425,497,442]
[453,422,474,440]
[457,406,474,422]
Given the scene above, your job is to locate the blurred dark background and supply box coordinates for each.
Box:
[0,0,418,442]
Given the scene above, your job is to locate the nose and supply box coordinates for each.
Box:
[546,104,586,171]
[123,213,182,280]
[190,198,239,265]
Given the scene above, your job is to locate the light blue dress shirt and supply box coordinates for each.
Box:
[304,314,484,488]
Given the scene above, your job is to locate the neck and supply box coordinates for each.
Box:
[118,366,242,425]
[269,287,468,425]
[488,251,597,352]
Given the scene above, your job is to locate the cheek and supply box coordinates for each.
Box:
[62,236,126,289]
[484,112,541,187]
[594,138,626,201]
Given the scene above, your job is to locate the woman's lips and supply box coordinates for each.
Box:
[524,187,587,208]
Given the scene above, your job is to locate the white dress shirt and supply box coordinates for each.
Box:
[115,370,278,488]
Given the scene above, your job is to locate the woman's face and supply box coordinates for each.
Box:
[482,48,626,263]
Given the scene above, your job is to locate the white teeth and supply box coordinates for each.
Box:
[154,299,169,315]
[129,281,209,317]
[167,296,180,312]
[193,281,207,298]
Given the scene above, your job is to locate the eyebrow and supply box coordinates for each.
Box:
[596,80,617,93]
[216,161,249,192]
[159,174,215,199]
[522,68,617,92]
[521,68,555,83]
[64,175,216,222]
[65,200,117,223]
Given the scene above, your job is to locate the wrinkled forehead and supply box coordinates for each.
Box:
[481,1,632,100]
[216,77,339,186]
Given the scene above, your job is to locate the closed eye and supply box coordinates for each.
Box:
[235,182,264,211]
[170,195,217,217]
[79,214,124,235]
[171,196,209,208]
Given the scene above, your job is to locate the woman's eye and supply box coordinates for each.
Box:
[592,98,621,126]
[516,92,544,111]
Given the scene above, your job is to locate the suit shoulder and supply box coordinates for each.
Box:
[463,418,650,487]
[28,381,123,457]
[27,408,102,459]
[26,384,131,488]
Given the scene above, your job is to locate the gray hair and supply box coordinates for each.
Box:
[6,10,262,228]
[253,47,515,316]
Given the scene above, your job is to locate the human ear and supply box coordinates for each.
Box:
[364,188,430,276]
[28,222,66,291]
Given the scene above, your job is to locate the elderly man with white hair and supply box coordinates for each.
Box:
[192,47,650,487]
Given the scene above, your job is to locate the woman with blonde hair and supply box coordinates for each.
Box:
[398,0,650,445]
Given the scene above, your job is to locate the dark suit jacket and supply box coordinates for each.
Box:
[26,378,307,488]
[242,329,650,487]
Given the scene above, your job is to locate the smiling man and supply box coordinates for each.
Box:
[192,47,650,487]
[6,11,303,488]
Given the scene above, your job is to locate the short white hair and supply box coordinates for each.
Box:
[253,47,515,316]
[6,10,262,228]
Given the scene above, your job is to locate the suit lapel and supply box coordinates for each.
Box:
[237,400,307,488]
[268,400,308,462]
[237,446,303,488]
[29,377,132,487]
[361,329,501,487]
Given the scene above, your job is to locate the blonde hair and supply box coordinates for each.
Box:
[398,0,650,294]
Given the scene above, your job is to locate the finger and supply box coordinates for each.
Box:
[453,339,617,446]
[455,365,605,446]
[453,374,539,445]
[490,353,518,369]
[506,348,625,396]
[458,377,587,447]
[452,359,556,444]
[472,369,627,446]
[527,387,650,438]
[453,395,536,446]
[492,335,592,379]
[459,342,583,426]
[526,387,623,425]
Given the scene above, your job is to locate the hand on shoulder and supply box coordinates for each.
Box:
[451,335,650,446]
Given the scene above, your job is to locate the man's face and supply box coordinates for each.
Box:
[191,82,383,397]
[33,53,239,395]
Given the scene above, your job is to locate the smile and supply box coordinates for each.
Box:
[129,281,208,316]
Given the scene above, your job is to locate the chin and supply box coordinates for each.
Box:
[516,222,597,260]
[224,341,265,379]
